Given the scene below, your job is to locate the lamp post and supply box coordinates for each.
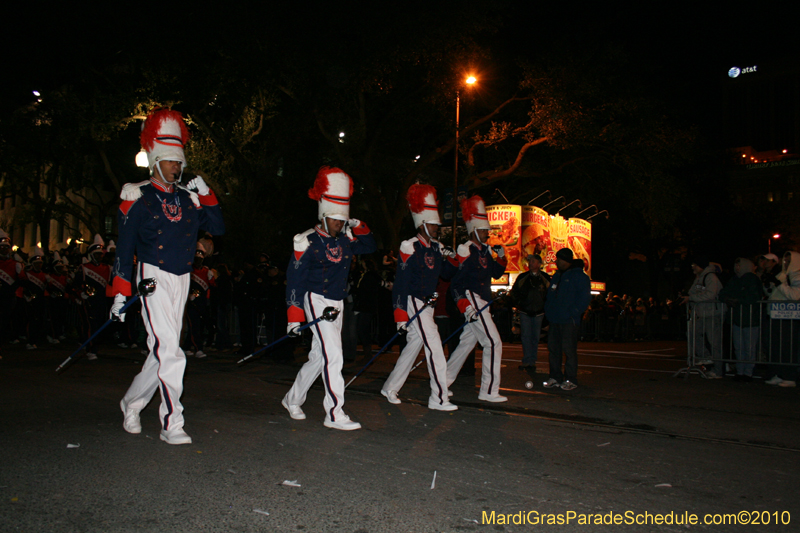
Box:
[769,233,780,254]
[452,75,477,247]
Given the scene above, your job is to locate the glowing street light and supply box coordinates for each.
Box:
[453,74,477,246]
[135,148,149,168]
[769,233,781,254]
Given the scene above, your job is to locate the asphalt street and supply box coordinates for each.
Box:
[1,339,798,532]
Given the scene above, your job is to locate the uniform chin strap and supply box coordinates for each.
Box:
[154,161,184,185]
[423,223,434,241]
[322,217,329,234]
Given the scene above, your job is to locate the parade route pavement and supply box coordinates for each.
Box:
[2,340,798,532]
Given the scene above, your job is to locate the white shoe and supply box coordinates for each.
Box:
[381,389,401,404]
[281,398,306,420]
[26,343,37,350]
[58,335,66,341]
[765,375,784,385]
[160,428,192,445]
[47,336,60,345]
[778,380,796,388]
[140,349,149,355]
[120,400,141,434]
[194,350,207,359]
[86,352,97,360]
[184,349,195,356]
[478,393,508,403]
[428,399,458,411]
[697,359,713,366]
[324,415,361,431]
[117,343,129,348]
[130,343,138,349]
[543,378,560,388]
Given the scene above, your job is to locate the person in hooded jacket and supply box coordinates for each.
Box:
[764,251,800,387]
[718,258,763,381]
[681,256,724,376]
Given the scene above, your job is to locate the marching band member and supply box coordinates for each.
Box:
[381,184,458,410]
[0,230,25,354]
[112,108,225,445]
[282,167,376,430]
[184,242,215,358]
[78,235,111,359]
[446,196,509,402]
[23,247,48,350]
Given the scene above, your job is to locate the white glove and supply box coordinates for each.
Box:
[347,218,361,229]
[110,294,127,322]
[491,245,505,258]
[80,292,90,300]
[464,305,478,323]
[441,245,456,259]
[396,322,408,335]
[186,175,210,196]
[287,322,301,337]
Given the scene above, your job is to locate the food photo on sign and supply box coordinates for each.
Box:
[486,205,522,273]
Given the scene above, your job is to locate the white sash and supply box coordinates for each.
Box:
[82,265,108,287]
[27,273,46,291]
[0,268,14,286]
[190,272,209,292]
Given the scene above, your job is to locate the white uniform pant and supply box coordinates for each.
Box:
[383,296,449,405]
[446,291,503,396]
[285,293,347,422]
[122,263,190,431]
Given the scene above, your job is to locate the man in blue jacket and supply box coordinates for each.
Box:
[543,248,591,391]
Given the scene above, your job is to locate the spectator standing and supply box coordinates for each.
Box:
[509,253,549,372]
[764,251,800,387]
[543,249,591,390]
[681,256,724,377]
[718,258,762,382]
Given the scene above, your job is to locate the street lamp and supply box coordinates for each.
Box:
[769,233,780,254]
[452,75,477,246]
[135,148,149,168]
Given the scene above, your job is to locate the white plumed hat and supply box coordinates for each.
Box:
[461,195,491,234]
[407,184,441,228]
[140,108,190,173]
[308,166,353,221]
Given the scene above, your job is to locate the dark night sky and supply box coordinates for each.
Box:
[4,3,797,135]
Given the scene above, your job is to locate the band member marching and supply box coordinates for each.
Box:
[381,184,459,410]
[184,242,215,358]
[23,247,48,350]
[282,167,376,430]
[45,251,71,344]
[78,235,112,359]
[446,195,509,402]
[111,108,225,445]
[0,230,25,352]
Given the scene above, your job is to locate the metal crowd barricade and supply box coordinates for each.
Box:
[675,300,800,379]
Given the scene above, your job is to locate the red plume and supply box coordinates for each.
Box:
[460,195,484,222]
[308,166,353,200]
[407,184,437,213]
[140,108,190,150]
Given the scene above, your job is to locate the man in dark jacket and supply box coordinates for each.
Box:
[719,258,763,381]
[543,248,591,391]
[510,254,550,371]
